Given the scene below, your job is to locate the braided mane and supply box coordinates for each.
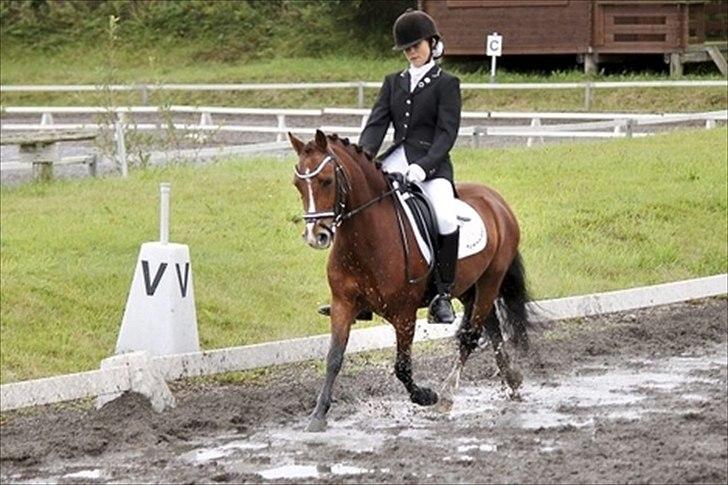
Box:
[300,132,381,170]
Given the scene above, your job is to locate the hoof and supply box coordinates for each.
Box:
[411,386,438,406]
[508,390,523,402]
[434,397,453,414]
[305,417,327,432]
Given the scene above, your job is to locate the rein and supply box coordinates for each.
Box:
[295,152,434,284]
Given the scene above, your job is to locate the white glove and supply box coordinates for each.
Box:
[405,164,426,183]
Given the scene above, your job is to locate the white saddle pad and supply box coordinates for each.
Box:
[395,191,487,264]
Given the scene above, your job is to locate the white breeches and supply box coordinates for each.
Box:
[381,146,458,235]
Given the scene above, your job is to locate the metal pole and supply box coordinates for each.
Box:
[490,56,497,83]
[159,183,170,244]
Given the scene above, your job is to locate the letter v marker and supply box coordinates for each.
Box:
[141,260,168,296]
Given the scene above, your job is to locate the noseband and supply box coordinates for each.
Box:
[294,154,350,233]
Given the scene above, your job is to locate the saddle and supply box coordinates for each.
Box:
[386,173,487,265]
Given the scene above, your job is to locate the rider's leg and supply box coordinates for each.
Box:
[419,178,459,324]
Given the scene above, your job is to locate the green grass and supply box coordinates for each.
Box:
[1,128,726,383]
[1,47,726,111]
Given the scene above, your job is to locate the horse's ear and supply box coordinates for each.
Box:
[288,132,305,155]
[315,129,328,150]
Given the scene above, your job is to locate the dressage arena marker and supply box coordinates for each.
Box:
[97,183,200,409]
[0,274,725,412]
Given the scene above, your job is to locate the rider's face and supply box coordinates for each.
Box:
[404,40,430,68]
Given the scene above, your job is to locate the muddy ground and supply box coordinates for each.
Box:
[1,298,726,484]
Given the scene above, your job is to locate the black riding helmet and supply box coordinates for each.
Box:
[392,10,441,51]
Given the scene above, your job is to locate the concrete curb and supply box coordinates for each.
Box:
[1,274,726,412]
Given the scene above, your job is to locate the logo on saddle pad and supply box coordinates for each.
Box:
[396,190,487,264]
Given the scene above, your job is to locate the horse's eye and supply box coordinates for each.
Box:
[321,178,333,188]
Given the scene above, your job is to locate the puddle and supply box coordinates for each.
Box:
[448,347,725,430]
[63,469,104,480]
[182,440,269,464]
[266,424,387,453]
[257,463,374,480]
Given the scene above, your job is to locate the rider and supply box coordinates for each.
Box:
[359,9,462,324]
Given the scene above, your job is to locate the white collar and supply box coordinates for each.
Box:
[408,59,435,78]
[408,60,435,91]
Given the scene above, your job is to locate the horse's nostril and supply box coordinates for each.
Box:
[317,233,329,246]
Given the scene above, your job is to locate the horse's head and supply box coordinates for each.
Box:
[289,130,350,249]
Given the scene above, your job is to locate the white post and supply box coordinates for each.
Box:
[276,114,285,142]
[357,82,365,108]
[526,118,541,147]
[199,112,213,126]
[584,82,593,111]
[115,112,128,177]
[40,112,54,125]
[706,119,716,129]
[160,183,170,245]
[490,56,497,83]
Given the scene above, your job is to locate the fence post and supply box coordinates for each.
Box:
[199,112,213,126]
[276,115,286,142]
[584,82,593,111]
[526,118,542,147]
[357,82,365,109]
[140,85,149,106]
[706,118,716,129]
[40,112,54,126]
[625,119,634,139]
[115,112,128,177]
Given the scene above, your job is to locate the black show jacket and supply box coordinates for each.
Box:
[359,65,461,182]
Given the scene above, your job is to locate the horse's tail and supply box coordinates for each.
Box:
[498,251,531,351]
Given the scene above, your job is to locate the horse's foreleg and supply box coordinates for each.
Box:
[306,298,355,432]
[394,322,438,406]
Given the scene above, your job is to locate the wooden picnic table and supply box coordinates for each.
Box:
[0,129,99,182]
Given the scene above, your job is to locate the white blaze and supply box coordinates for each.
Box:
[305,172,317,244]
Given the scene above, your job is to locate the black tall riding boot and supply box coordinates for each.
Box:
[428,229,459,324]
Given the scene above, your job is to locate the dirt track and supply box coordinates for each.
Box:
[1,298,726,483]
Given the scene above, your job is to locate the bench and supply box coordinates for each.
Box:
[0,130,99,182]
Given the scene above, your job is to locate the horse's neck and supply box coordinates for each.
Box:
[333,148,399,264]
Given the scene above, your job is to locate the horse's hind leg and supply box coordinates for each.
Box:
[484,305,523,398]
[394,320,438,406]
[435,290,477,413]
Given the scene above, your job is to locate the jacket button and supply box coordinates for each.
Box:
[404,123,408,128]
[405,112,410,117]
[406,99,411,105]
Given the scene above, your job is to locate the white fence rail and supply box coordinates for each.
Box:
[2,80,726,109]
[2,106,724,145]
[1,274,726,412]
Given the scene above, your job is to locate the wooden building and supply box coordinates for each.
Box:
[420,0,728,76]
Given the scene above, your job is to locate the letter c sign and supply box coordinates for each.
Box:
[486,33,503,57]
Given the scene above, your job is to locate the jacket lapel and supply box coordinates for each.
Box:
[398,70,410,94]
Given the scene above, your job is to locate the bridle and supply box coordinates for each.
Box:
[294,152,399,234]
